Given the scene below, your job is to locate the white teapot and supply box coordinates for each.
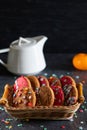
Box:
[0,35,48,75]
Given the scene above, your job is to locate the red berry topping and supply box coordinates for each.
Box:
[48,76,61,87]
[27,102,33,107]
[38,76,47,87]
[60,76,72,87]
[51,85,64,106]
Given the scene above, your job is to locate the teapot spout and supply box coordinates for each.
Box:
[33,35,48,49]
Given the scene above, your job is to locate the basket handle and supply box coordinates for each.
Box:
[0,84,11,106]
[77,82,85,103]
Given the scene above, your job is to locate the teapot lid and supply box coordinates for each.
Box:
[10,37,36,49]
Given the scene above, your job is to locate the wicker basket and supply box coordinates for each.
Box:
[0,83,85,120]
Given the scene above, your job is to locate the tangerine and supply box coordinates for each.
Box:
[72,53,87,70]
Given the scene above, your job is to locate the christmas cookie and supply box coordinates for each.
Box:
[27,75,40,105]
[13,76,36,108]
[27,75,40,92]
[48,76,64,106]
[60,76,76,87]
[38,85,55,106]
[37,75,49,87]
[37,75,55,106]
[60,76,78,105]
[50,85,64,106]
[48,76,62,87]
[13,76,32,92]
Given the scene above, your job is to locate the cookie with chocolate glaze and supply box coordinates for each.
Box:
[60,76,78,105]
[48,76,62,87]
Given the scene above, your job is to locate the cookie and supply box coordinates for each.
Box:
[38,85,55,106]
[13,87,36,108]
[27,75,40,92]
[60,76,76,87]
[37,75,49,87]
[27,75,40,105]
[50,85,64,106]
[37,75,55,106]
[48,76,64,106]
[14,76,32,92]
[60,76,78,105]
[48,76,62,87]
[13,76,36,108]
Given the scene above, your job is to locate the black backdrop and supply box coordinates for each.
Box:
[0,0,87,53]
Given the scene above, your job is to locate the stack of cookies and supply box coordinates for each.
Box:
[4,75,83,108]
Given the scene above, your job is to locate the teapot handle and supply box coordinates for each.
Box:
[0,48,9,68]
[0,59,7,68]
[0,48,9,53]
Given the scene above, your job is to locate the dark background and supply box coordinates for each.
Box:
[0,0,87,53]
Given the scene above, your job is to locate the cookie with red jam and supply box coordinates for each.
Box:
[48,76,64,106]
[37,75,49,87]
[60,76,78,105]
[48,76,62,87]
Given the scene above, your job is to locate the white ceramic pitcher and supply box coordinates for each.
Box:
[0,35,48,75]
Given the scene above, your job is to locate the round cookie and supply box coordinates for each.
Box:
[60,76,76,87]
[48,76,64,106]
[13,87,36,108]
[50,85,64,106]
[27,75,40,92]
[37,75,49,87]
[48,76,62,87]
[60,76,78,105]
[38,86,55,106]
[13,76,36,108]
[27,75,40,105]
[14,76,32,92]
[37,75,55,106]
